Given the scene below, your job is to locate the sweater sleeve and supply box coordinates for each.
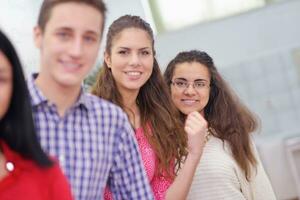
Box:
[187,137,249,200]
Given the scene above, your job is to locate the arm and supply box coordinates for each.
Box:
[165,111,207,200]
[109,115,154,200]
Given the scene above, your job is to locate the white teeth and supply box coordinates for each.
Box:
[182,99,197,105]
[62,61,80,68]
[126,71,141,76]
[182,100,196,103]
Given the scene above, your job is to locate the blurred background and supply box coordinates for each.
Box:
[0,0,299,199]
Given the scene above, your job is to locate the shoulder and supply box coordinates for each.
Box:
[193,136,240,180]
[32,162,70,190]
[83,93,133,139]
[38,162,73,200]
[187,136,247,199]
[26,160,65,182]
[85,93,123,113]
[84,93,128,121]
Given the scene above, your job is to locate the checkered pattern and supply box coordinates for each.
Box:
[27,74,153,200]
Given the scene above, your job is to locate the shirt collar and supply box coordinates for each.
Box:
[27,73,47,107]
[73,89,92,111]
[27,73,92,111]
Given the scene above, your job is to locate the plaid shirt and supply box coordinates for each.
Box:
[27,74,153,200]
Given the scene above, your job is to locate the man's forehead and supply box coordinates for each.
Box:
[45,2,103,34]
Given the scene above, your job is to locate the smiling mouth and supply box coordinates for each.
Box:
[60,60,82,70]
[125,71,142,76]
[181,99,199,105]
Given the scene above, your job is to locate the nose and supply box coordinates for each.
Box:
[183,84,197,96]
[69,37,83,58]
[129,52,141,67]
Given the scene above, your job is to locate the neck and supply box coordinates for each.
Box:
[119,87,139,111]
[119,88,140,128]
[35,74,81,117]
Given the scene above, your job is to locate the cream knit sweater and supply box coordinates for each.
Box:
[187,136,276,200]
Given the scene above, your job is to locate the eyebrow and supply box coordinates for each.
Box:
[56,27,100,37]
[118,47,151,50]
[139,47,151,50]
[174,77,208,82]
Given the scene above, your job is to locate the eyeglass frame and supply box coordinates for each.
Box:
[170,78,211,91]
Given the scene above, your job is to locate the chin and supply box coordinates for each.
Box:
[182,107,202,115]
[179,109,192,115]
[125,84,144,91]
[57,78,81,88]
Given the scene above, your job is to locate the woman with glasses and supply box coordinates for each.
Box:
[164,50,276,200]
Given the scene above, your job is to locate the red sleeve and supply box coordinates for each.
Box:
[151,173,173,200]
[49,163,74,200]
[150,160,175,200]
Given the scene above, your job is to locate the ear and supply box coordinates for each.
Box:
[104,52,112,68]
[33,26,43,49]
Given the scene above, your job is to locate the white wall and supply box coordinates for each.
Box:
[100,0,146,57]
[155,0,300,69]
[0,0,41,73]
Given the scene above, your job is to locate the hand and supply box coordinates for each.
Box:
[184,111,208,158]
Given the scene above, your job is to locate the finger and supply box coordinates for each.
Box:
[186,111,206,124]
[185,116,207,130]
[190,112,207,124]
[184,125,194,135]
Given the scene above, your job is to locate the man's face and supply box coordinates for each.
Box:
[34,2,103,89]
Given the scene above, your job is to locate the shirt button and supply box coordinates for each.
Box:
[6,162,14,172]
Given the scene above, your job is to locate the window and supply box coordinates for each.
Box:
[146,0,268,33]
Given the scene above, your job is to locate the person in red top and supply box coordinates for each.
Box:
[0,30,73,200]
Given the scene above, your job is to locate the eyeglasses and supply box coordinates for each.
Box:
[171,79,210,91]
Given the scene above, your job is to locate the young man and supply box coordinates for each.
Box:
[28,1,153,199]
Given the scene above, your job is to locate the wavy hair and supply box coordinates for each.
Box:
[91,15,187,177]
[164,50,258,180]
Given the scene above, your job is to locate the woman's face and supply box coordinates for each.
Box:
[0,51,13,120]
[105,27,153,95]
[170,61,211,116]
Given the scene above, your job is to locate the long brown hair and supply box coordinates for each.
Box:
[164,50,258,181]
[91,15,187,178]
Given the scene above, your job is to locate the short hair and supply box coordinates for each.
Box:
[0,30,52,167]
[37,0,107,34]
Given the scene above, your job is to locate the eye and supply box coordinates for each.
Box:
[141,50,150,56]
[118,50,129,55]
[56,31,71,40]
[194,81,206,88]
[84,35,97,43]
[174,81,187,88]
